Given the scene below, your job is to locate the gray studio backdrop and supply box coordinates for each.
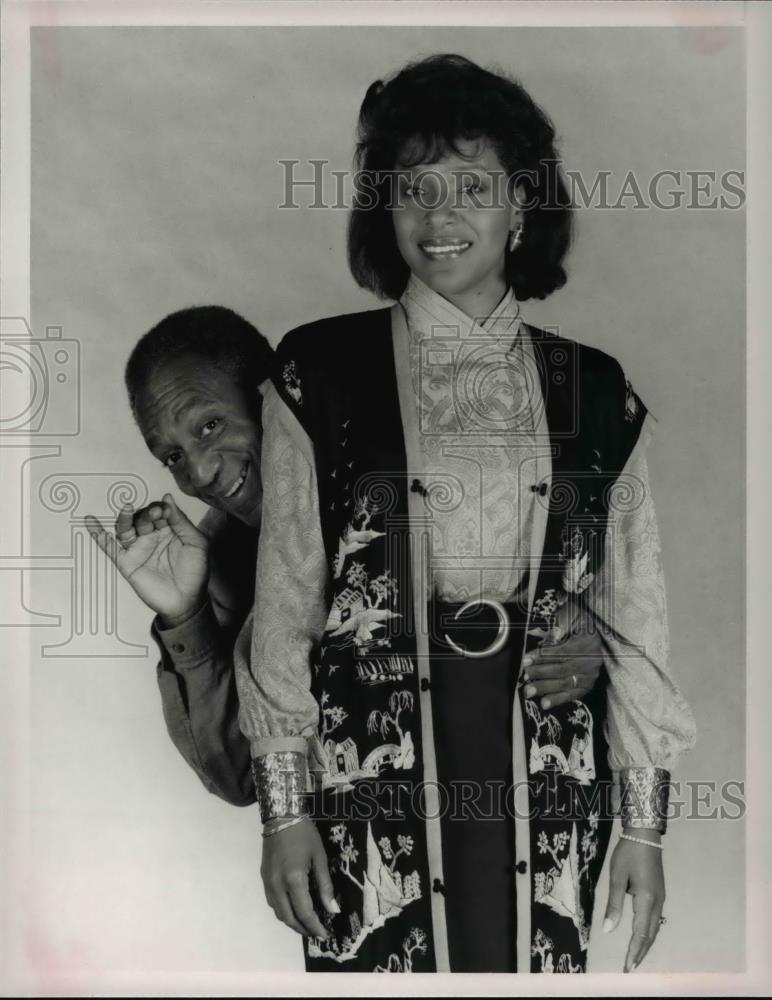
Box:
[27,26,743,980]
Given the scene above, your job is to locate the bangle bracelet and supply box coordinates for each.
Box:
[263,816,306,839]
[620,832,664,850]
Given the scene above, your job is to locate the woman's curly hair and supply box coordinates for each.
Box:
[347,53,573,302]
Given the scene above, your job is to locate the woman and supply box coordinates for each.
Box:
[235,54,696,973]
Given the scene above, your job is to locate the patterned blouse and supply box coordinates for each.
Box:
[235,277,696,774]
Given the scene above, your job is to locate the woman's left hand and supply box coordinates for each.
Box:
[521,628,604,709]
[602,833,666,972]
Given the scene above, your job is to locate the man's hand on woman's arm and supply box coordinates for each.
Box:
[521,600,605,709]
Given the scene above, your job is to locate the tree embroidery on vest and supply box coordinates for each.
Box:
[531,928,583,973]
[307,822,422,963]
[374,928,429,972]
[533,818,600,952]
[320,688,416,791]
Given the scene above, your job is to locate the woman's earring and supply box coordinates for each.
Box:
[509,223,524,253]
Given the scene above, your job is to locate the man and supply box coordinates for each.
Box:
[87,303,602,818]
[86,305,271,805]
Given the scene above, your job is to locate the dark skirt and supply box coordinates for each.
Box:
[428,599,529,973]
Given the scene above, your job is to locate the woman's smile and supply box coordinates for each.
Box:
[418,237,473,260]
[391,139,518,318]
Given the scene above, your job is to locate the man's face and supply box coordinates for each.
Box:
[135,356,263,528]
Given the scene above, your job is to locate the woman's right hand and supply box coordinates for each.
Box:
[261,818,339,939]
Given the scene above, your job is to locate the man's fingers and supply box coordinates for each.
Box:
[625,890,655,972]
[523,675,587,697]
[522,673,598,709]
[311,844,340,915]
[115,505,136,539]
[162,493,190,528]
[537,689,585,710]
[287,872,328,939]
[85,515,120,565]
[162,494,199,540]
[133,505,165,536]
[523,648,600,677]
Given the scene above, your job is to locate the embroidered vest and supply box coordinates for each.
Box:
[274,306,646,972]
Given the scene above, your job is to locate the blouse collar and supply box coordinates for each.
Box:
[400,273,521,343]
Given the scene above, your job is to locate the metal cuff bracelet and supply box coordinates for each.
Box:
[619,766,671,834]
[252,750,310,824]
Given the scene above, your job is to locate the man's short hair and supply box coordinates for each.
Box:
[125,305,273,417]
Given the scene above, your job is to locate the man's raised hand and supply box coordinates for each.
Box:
[86,494,209,626]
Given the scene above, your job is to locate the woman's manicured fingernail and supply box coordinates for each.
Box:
[522,670,530,681]
[330,900,341,914]
[524,685,536,698]
[542,697,551,709]
[523,656,532,668]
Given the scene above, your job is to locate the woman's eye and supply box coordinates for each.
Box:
[201,418,222,437]
[460,179,484,196]
[402,182,425,199]
[163,452,181,470]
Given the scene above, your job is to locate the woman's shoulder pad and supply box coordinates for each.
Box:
[524,323,626,384]
[276,307,392,363]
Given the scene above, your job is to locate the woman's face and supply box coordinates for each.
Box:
[391,137,519,318]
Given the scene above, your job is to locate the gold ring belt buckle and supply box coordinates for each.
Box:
[443,598,510,659]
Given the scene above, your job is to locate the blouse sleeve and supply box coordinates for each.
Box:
[234,382,329,761]
[583,416,697,773]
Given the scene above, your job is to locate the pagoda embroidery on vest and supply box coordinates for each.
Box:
[525,701,596,786]
[319,688,416,790]
[307,822,423,963]
[325,567,401,654]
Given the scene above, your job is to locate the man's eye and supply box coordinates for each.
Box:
[201,418,222,437]
[403,183,426,198]
[163,452,181,470]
